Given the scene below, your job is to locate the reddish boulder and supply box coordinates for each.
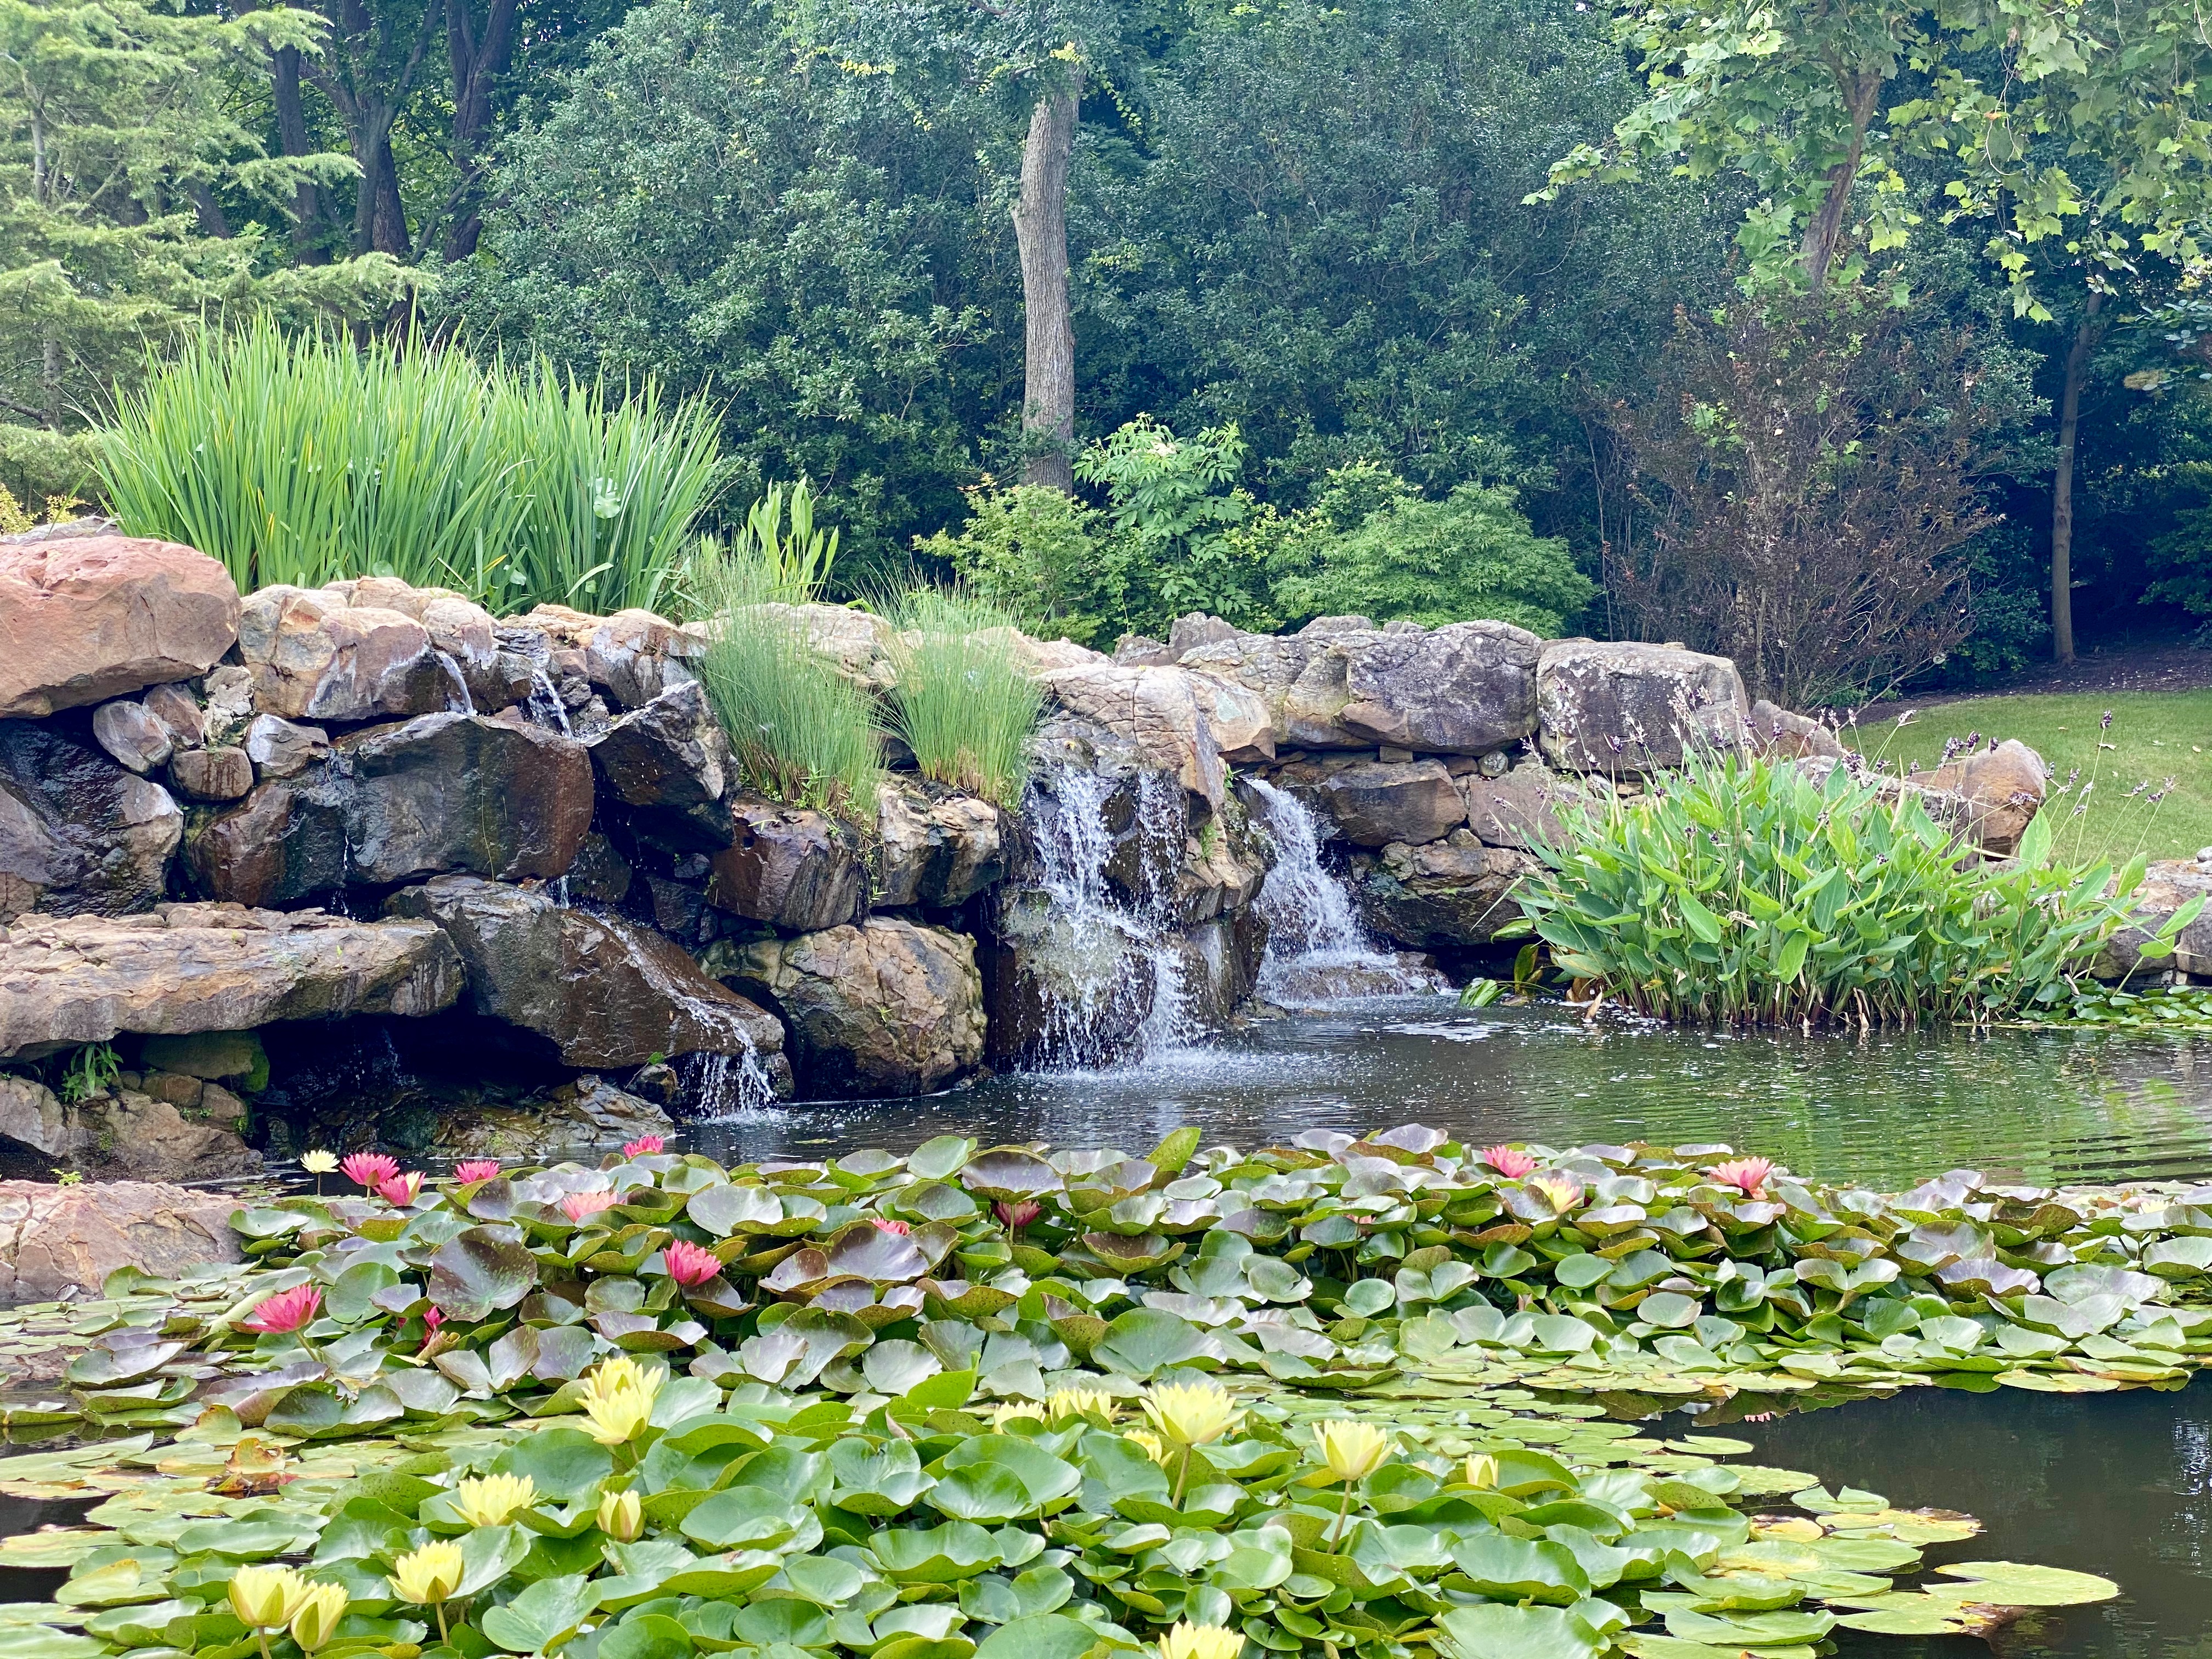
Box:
[0,537,239,718]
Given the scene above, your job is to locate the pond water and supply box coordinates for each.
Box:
[692,995,2212,1192]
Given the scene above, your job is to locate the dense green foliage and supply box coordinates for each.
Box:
[98,322,725,614]
[1514,751,2204,1026]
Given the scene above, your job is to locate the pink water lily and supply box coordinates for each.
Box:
[561,1188,620,1222]
[623,1135,665,1158]
[871,1217,911,1235]
[453,1160,501,1184]
[238,1284,321,1335]
[996,1199,1043,1231]
[420,1305,446,1350]
[1709,1156,1775,1200]
[663,1239,723,1287]
[340,1151,400,1190]
[1479,1146,1538,1180]
[377,1171,424,1206]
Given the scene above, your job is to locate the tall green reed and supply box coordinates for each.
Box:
[1513,747,2202,1028]
[885,587,1045,809]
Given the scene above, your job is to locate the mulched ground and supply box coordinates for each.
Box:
[1916,639,2212,706]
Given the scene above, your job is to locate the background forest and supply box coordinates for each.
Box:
[8,0,2212,707]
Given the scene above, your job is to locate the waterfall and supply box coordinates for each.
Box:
[681,1045,777,1118]
[1249,777,1444,1002]
[500,628,573,737]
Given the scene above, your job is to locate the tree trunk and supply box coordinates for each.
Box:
[1012,77,1081,490]
[272,47,326,262]
[2050,289,2106,665]
[1799,71,1883,292]
[444,0,518,261]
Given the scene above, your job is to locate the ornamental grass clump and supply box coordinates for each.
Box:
[1514,747,2202,1028]
[886,586,1046,809]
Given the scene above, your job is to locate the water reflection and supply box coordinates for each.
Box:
[687,995,2212,1189]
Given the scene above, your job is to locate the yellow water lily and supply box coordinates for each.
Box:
[577,1355,664,1446]
[1141,1380,1242,1448]
[453,1471,537,1527]
[289,1581,349,1652]
[991,1401,1049,1429]
[229,1563,308,1629]
[1047,1387,1116,1424]
[1158,1621,1245,1659]
[388,1541,465,1606]
[1464,1453,1500,1488]
[1316,1420,1393,1483]
[598,1488,644,1542]
[1125,1429,1169,1464]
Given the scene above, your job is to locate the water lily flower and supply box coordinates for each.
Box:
[230,1563,309,1629]
[1463,1453,1500,1488]
[1480,1145,1538,1179]
[389,1541,466,1641]
[238,1284,321,1335]
[1158,1621,1244,1659]
[1124,1429,1169,1464]
[1527,1171,1583,1213]
[453,1471,537,1527]
[991,1401,1048,1429]
[663,1239,722,1287]
[1709,1156,1775,1199]
[1142,1380,1243,1448]
[1316,1420,1393,1482]
[997,1199,1043,1231]
[623,1134,665,1158]
[340,1150,400,1190]
[578,1355,664,1446]
[300,1149,338,1194]
[871,1217,912,1234]
[1047,1387,1116,1424]
[420,1305,446,1351]
[453,1159,501,1183]
[597,1488,643,1542]
[377,1171,424,1206]
[561,1188,620,1222]
[289,1582,349,1654]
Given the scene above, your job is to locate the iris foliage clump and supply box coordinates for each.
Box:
[1513,750,2203,1027]
[887,588,1047,810]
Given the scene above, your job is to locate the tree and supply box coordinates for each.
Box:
[299,0,448,258]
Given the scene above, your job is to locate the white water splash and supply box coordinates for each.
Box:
[1249,777,1443,1003]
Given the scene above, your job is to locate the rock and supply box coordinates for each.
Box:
[1917,738,2047,856]
[1037,663,1235,804]
[0,721,181,922]
[183,771,351,908]
[236,588,453,723]
[1184,668,1277,764]
[1170,912,1267,1031]
[578,608,713,709]
[0,537,240,719]
[200,666,255,743]
[707,799,866,932]
[385,874,789,1085]
[1178,630,1365,752]
[143,683,206,750]
[1316,760,1468,848]
[0,904,462,1058]
[1537,640,1751,771]
[139,1029,267,1084]
[568,831,634,905]
[242,713,331,779]
[1177,791,1271,922]
[0,1081,258,1180]
[584,680,733,850]
[977,891,1156,1066]
[92,699,175,774]
[341,713,594,885]
[972,627,1107,678]
[1463,761,1603,852]
[0,1177,243,1299]
[433,1075,676,1160]
[874,784,1008,909]
[1328,621,1542,753]
[2100,860,2212,980]
[338,578,530,712]
[169,746,254,802]
[1356,834,1540,950]
[1748,698,1846,761]
[1113,635,1177,667]
[1169,613,1244,657]
[726,917,985,1097]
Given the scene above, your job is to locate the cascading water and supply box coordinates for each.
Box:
[682,1045,778,1118]
[1249,777,1444,1003]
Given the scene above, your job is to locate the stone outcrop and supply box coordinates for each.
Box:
[0,1073,258,1180]
[1332,621,1542,753]
[725,918,985,1097]
[1463,761,1601,853]
[237,586,456,723]
[0,1177,243,1299]
[1315,760,1467,848]
[386,874,789,1086]
[1537,640,1750,771]
[0,905,464,1058]
[584,681,733,851]
[0,537,240,719]
[1037,663,1237,804]
[1178,620,1369,752]
[876,785,1007,909]
[1917,738,2047,856]
[2098,858,2212,981]
[342,713,595,885]
[1355,835,1539,951]
[1,720,183,923]
[708,800,866,932]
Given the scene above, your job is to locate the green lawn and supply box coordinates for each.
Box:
[1846,689,2212,866]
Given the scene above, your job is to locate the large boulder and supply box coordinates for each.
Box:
[1316,760,1468,848]
[1748,698,1846,762]
[707,799,867,932]
[2097,857,2212,981]
[183,770,351,908]
[1916,738,2047,856]
[725,917,985,1098]
[0,720,182,922]
[1037,663,1235,804]
[0,1074,258,1180]
[1462,760,1603,852]
[0,1177,243,1299]
[1330,620,1542,753]
[386,874,790,1086]
[238,587,456,723]
[876,784,1008,909]
[91,698,177,774]
[0,904,464,1058]
[584,680,733,850]
[335,577,534,712]
[1356,834,1539,951]
[1537,640,1751,771]
[341,713,595,885]
[1178,619,1372,751]
[0,537,239,719]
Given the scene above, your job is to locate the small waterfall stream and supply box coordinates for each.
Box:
[1249,778,1444,1003]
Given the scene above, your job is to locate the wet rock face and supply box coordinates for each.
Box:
[1537,640,1750,772]
[707,800,866,932]
[183,771,351,909]
[0,537,240,719]
[0,904,464,1059]
[1355,834,1539,951]
[0,1176,244,1299]
[168,746,254,802]
[385,874,790,1088]
[975,893,1155,1067]
[0,720,182,922]
[341,713,595,885]
[874,785,1007,910]
[1316,760,1467,848]
[727,917,985,1098]
[584,681,733,851]
[431,1075,677,1160]
[1035,664,1234,804]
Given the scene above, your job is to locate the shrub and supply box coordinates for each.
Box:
[689,549,882,816]
[1513,749,2201,1028]
[886,588,1045,808]
[917,481,1105,640]
[97,319,725,613]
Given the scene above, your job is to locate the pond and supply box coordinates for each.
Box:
[690,994,2212,1192]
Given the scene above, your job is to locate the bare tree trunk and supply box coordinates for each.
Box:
[2050,288,2106,664]
[1011,77,1080,490]
[273,47,326,262]
[1799,71,1883,292]
[444,0,518,261]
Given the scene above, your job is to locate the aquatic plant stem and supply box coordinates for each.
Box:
[1334,1480,1356,1546]
[1174,1446,1192,1504]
